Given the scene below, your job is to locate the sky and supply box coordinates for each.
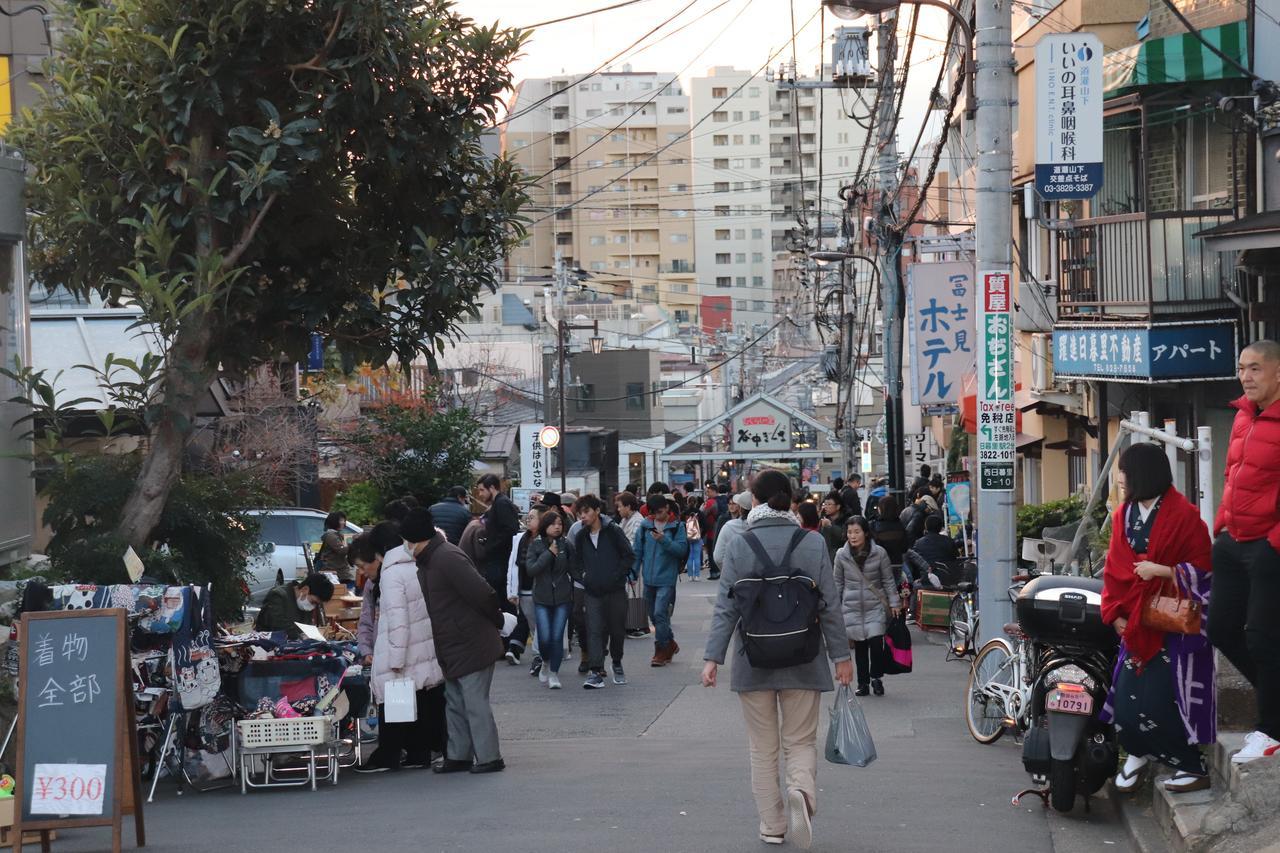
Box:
[455,0,956,166]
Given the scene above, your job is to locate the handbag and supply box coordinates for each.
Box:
[383,677,417,723]
[1141,578,1201,635]
[824,684,877,767]
[625,581,649,633]
[881,613,913,675]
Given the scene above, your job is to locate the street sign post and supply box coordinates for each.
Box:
[978,271,1016,491]
[1034,33,1104,200]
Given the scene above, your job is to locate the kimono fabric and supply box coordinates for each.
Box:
[1100,489,1215,775]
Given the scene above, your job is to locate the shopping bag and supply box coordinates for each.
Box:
[625,582,649,633]
[384,677,417,723]
[825,685,877,767]
[881,614,913,675]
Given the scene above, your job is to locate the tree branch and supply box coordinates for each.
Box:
[223,193,277,270]
[286,8,345,73]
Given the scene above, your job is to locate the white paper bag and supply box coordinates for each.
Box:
[384,677,417,723]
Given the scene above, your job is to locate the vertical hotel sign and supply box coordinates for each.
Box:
[978,272,1015,491]
[1034,33,1103,199]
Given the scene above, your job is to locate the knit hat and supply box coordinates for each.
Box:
[733,491,753,511]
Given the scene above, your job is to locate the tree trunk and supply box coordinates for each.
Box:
[115,319,216,550]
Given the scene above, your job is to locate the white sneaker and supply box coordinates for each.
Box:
[548,672,562,690]
[1231,730,1280,765]
[786,788,812,850]
[1114,754,1149,792]
[538,666,549,684]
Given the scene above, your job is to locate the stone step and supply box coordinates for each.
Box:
[1151,779,1214,853]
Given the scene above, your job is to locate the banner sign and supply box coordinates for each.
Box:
[907,261,976,406]
[519,424,548,491]
[1052,322,1237,382]
[1035,33,1104,199]
[731,400,792,452]
[978,271,1015,491]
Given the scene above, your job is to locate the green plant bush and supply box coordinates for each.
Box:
[331,480,382,527]
[349,400,483,506]
[1016,493,1109,541]
[41,456,267,622]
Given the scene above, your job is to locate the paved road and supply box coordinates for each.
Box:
[61,581,1134,852]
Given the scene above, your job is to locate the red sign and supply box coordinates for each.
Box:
[983,272,1010,313]
[742,416,776,426]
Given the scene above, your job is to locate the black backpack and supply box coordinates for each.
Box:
[732,529,823,669]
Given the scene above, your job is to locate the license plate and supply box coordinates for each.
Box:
[1046,688,1093,716]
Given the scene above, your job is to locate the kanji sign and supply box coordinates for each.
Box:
[731,400,792,453]
[1052,323,1237,382]
[1035,33,1103,199]
[978,271,1016,491]
[519,424,549,490]
[907,261,975,406]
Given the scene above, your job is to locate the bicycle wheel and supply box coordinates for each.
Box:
[948,596,970,657]
[965,639,1013,744]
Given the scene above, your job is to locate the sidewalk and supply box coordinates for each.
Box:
[58,578,1135,853]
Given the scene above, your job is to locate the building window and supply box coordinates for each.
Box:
[713,111,728,122]
[735,299,747,310]
[752,252,763,263]
[714,158,729,169]
[590,261,606,270]
[752,300,765,311]
[735,276,746,287]
[752,276,764,287]
[735,253,746,263]
[715,276,731,288]
[750,157,762,168]
[611,133,626,142]
[732,135,744,145]
[713,135,728,146]
[716,253,731,264]
[667,106,686,114]
[732,111,743,121]
[714,182,729,192]
[734,229,745,239]
[672,209,688,217]
[591,82,602,91]
[626,382,646,410]
[1187,113,1232,208]
[668,183,688,192]
[674,309,690,323]
[712,87,728,98]
[751,228,763,239]
[715,229,730,240]
[750,111,760,120]
[669,233,689,243]
[715,205,730,216]
[837,132,848,144]
[749,87,760,97]
[575,384,596,413]
[667,132,682,142]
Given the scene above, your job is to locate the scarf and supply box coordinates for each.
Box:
[747,505,797,526]
[1101,487,1211,667]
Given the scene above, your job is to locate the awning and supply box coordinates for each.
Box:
[1104,20,1248,96]
[1196,210,1280,253]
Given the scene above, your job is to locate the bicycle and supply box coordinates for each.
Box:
[963,574,1037,744]
[947,581,978,661]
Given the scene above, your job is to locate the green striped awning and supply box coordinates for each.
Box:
[1103,20,1248,96]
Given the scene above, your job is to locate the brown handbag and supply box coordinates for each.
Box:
[1141,578,1201,635]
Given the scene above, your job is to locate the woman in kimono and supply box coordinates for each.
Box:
[1102,442,1215,794]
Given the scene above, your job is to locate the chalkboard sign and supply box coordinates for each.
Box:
[13,610,144,852]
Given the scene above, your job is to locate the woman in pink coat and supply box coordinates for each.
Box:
[354,521,446,773]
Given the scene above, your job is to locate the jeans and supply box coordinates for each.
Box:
[852,637,884,686]
[1208,533,1280,740]
[645,584,677,646]
[586,589,628,672]
[738,689,821,838]
[535,602,572,673]
[687,539,703,578]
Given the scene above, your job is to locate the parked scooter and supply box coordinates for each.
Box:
[1012,574,1120,812]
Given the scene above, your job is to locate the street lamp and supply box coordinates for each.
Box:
[821,0,976,113]
[589,335,604,355]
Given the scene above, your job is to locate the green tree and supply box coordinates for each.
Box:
[8,0,529,549]
[349,397,484,506]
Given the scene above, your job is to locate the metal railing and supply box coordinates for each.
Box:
[1056,210,1237,320]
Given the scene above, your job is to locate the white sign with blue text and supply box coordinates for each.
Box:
[907,260,975,406]
[1035,33,1103,200]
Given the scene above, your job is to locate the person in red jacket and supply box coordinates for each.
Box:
[1210,340,1280,765]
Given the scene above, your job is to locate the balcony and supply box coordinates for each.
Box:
[1055,211,1239,321]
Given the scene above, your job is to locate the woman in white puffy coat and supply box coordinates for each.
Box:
[357,521,447,773]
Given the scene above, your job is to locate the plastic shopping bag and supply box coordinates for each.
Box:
[384,677,417,723]
[825,684,877,767]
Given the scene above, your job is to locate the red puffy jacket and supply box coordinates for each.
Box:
[1215,395,1280,550]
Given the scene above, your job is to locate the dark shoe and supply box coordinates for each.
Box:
[529,656,542,677]
[668,640,680,660]
[871,678,884,696]
[433,758,472,774]
[401,753,431,769]
[651,643,666,667]
[612,664,627,685]
[354,764,392,774]
[854,684,870,697]
[469,759,506,774]
[626,629,646,639]
[505,650,520,666]
[583,672,606,689]
[578,659,591,674]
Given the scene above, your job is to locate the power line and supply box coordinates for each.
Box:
[1154,0,1258,83]
[521,0,660,29]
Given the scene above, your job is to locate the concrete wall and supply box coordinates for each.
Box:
[544,348,663,439]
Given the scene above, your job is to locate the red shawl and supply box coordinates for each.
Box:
[1101,487,1211,666]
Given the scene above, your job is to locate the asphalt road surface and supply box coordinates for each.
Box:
[57,580,1134,853]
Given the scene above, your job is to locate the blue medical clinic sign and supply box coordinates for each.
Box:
[1052,323,1237,382]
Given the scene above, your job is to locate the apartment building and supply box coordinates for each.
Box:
[690,65,874,336]
[502,68,699,333]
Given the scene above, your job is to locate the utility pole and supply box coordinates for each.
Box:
[974,0,1018,637]
[555,254,569,494]
[873,11,905,499]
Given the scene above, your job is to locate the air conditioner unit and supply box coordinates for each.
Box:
[1030,333,1054,393]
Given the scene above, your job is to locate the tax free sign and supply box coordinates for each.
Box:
[1035,33,1103,200]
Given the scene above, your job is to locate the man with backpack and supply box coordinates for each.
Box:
[701,470,852,850]
[573,495,636,689]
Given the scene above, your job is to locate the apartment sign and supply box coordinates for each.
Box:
[907,260,975,406]
[1034,33,1103,199]
[1052,322,1237,382]
[519,424,548,491]
[978,271,1015,491]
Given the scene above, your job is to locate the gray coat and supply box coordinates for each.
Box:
[703,516,850,693]
[833,542,900,642]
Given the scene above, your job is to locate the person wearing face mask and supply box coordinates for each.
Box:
[254,572,334,638]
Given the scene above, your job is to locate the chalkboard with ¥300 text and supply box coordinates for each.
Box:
[14,609,144,853]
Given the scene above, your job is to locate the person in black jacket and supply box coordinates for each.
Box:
[573,494,637,689]
[476,474,520,594]
[429,486,472,546]
[905,514,959,584]
[870,496,909,566]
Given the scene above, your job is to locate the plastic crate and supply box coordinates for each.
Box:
[237,715,333,749]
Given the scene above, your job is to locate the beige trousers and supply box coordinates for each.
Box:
[738,689,821,836]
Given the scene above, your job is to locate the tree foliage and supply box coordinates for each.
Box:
[8,0,530,546]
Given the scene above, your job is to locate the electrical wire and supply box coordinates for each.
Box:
[521,0,659,29]
[1154,0,1259,83]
